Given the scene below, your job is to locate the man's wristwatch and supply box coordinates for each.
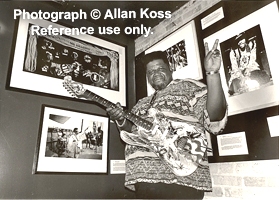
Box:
[206,70,219,75]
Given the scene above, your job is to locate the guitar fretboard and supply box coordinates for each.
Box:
[84,90,153,130]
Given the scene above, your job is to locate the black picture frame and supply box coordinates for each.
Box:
[33,104,110,174]
[7,15,127,106]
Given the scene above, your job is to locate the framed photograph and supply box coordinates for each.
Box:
[204,1,279,116]
[33,105,109,174]
[8,15,126,106]
[145,20,202,95]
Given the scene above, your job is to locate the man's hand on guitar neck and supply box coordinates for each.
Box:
[106,102,133,132]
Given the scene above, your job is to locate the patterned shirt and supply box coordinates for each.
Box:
[124,79,228,191]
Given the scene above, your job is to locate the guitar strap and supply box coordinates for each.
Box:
[149,90,158,107]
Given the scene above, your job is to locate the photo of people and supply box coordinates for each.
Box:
[165,39,188,72]
[220,25,273,96]
[23,24,119,91]
[45,114,104,160]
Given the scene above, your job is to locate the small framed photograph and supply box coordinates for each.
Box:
[33,105,109,174]
[8,15,126,106]
[145,20,202,95]
[204,2,279,116]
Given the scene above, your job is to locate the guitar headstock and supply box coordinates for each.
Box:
[63,76,86,99]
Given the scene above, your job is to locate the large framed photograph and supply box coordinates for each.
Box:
[204,2,279,116]
[8,15,126,106]
[145,20,202,95]
[33,105,109,174]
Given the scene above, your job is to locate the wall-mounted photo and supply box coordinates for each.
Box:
[220,25,272,97]
[204,2,279,116]
[33,105,109,174]
[145,20,202,95]
[8,15,126,106]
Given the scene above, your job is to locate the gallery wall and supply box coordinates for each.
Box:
[134,2,279,198]
[0,1,136,199]
[196,0,279,163]
[135,0,279,163]
[1,0,279,199]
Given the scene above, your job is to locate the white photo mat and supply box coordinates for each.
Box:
[34,105,109,173]
[204,1,279,116]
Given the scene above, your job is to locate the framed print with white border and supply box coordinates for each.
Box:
[8,15,126,106]
[204,1,279,116]
[33,105,109,174]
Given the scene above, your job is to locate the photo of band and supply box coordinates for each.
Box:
[165,39,188,72]
[23,24,120,91]
[45,119,104,160]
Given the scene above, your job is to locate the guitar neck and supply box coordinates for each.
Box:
[83,90,153,130]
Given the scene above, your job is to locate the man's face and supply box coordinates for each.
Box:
[146,59,173,91]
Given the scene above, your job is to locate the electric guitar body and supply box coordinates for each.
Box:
[63,76,208,176]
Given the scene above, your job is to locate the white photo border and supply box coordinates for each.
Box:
[8,15,126,106]
[33,105,109,174]
[204,1,279,116]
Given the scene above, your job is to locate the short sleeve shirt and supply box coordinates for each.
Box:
[124,79,228,191]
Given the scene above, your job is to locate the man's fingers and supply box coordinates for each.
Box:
[212,49,221,57]
[212,39,219,50]
[106,104,124,120]
[204,42,209,55]
[205,39,220,58]
[106,107,112,112]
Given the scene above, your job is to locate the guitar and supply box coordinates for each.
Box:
[63,76,208,176]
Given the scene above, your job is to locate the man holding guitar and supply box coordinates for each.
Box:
[106,39,227,199]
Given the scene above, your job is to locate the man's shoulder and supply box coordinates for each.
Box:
[137,95,151,104]
[172,78,206,87]
[132,95,152,109]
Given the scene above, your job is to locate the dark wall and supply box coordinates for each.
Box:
[1,0,279,198]
[135,0,279,163]
[0,1,135,199]
[194,0,279,163]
